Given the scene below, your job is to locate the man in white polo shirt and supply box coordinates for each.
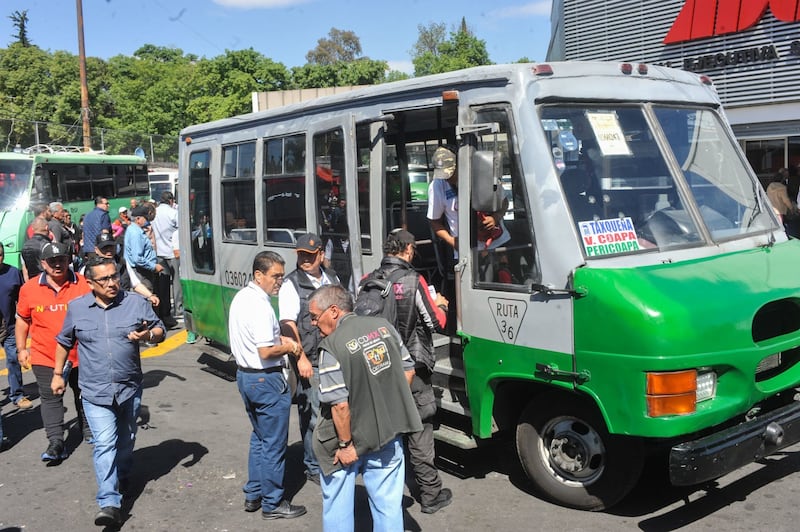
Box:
[228,250,309,521]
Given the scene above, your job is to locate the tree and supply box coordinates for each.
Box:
[412,21,492,77]
[411,22,447,58]
[306,28,362,65]
[9,10,31,47]
[290,58,389,89]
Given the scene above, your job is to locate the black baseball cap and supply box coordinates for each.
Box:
[95,232,116,249]
[41,242,70,260]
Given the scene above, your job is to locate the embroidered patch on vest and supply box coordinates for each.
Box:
[364,342,391,375]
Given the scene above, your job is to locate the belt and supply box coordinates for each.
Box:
[237,365,283,374]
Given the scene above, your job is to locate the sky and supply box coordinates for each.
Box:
[0,0,554,74]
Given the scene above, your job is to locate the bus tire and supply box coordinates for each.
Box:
[515,394,643,511]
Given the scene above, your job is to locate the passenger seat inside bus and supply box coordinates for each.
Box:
[560,168,603,222]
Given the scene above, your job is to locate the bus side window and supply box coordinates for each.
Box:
[470,106,537,289]
[189,150,214,274]
[263,134,307,245]
[221,142,257,243]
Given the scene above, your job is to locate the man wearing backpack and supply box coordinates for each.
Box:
[357,229,452,514]
[278,233,341,485]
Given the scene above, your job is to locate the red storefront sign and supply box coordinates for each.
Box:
[664,0,800,44]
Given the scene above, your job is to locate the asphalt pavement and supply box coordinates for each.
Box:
[2,330,800,532]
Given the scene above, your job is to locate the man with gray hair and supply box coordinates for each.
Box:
[310,284,422,531]
[48,201,73,250]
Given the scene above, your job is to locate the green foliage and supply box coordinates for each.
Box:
[291,58,389,88]
[1,18,497,160]
[412,22,492,77]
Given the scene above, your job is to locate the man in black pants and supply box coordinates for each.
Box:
[362,229,453,514]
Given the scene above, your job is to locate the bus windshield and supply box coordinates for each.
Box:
[0,159,32,211]
[541,105,775,258]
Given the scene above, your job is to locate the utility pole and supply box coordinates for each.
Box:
[76,0,91,151]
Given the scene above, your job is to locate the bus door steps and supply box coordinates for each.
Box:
[433,424,478,449]
[433,333,462,361]
[433,356,464,379]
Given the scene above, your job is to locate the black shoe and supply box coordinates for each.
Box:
[262,500,307,520]
[305,471,321,485]
[94,506,122,526]
[0,436,9,452]
[41,439,66,462]
[420,488,453,514]
[244,497,261,512]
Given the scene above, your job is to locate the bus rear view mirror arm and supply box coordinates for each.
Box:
[530,283,587,299]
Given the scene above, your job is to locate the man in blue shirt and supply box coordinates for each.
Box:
[51,257,164,528]
[81,196,112,258]
[0,245,29,410]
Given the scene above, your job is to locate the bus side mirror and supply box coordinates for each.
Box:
[471,149,503,212]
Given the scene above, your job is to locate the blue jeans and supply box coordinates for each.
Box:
[296,366,320,476]
[82,390,142,509]
[321,436,406,532]
[3,333,23,404]
[237,369,291,511]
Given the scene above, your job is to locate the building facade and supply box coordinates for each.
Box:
[547,0,800,190]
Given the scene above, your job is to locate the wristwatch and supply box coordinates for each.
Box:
[337,439,353,449]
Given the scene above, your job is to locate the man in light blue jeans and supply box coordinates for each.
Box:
[309,285,422,531]
[51,257,164,528]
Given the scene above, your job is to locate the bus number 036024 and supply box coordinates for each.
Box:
[224,270,252,287]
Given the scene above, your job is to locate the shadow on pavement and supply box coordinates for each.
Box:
[142,369,187,389]
[121,438,209,523]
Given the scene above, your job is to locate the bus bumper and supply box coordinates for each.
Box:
[669,399,800,486]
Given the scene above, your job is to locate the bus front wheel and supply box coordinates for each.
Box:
[515,394,643,511]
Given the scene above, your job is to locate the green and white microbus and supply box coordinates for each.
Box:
[0,146,149,268]
[178,62,800,510]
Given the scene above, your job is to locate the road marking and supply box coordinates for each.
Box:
[0,331,187,375]
[142,330,188,359]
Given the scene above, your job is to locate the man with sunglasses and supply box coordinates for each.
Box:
[310,284,422,531]
[51,256,164,527]
[16,242,92,462]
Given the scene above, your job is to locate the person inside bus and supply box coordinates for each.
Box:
[427,146,509,257]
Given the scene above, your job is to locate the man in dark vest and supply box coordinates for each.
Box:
[278,233,340,484]
[309,284,422,531]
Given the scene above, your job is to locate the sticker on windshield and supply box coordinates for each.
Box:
[586,112,631,156]
[579,217,640,256]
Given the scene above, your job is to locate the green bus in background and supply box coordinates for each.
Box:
[0,146,149,268]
